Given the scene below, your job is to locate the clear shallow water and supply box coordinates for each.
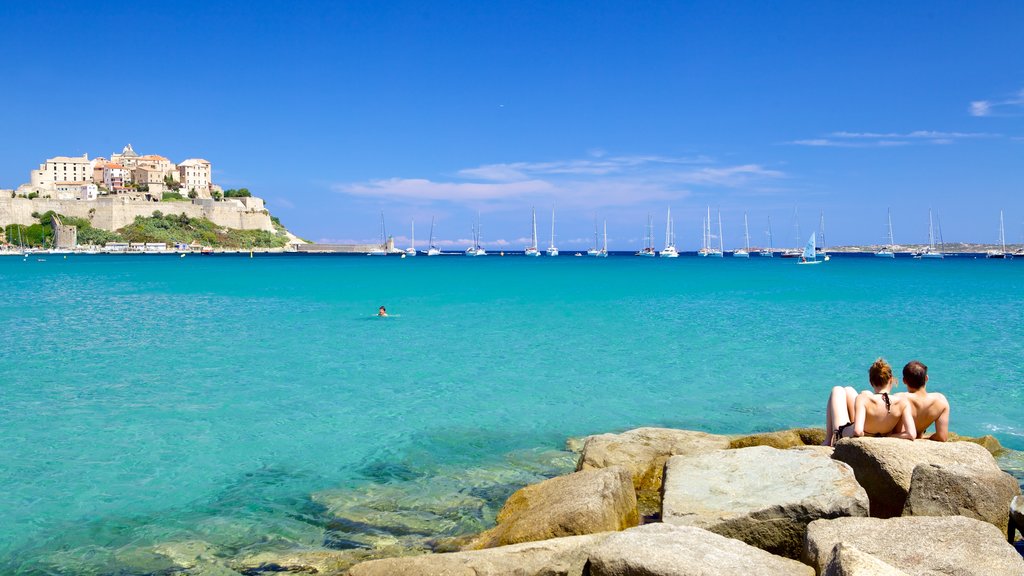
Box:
[1,253,1022,573]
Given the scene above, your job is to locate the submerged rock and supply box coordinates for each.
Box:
[585,523,814,576]
[804,516,1024,575]
[823,543,909,576]
[903,462,1021,533]
[576,427,729,517]
[662,445,868,559]
[832,437,1002,518]
[348,532,610,576]
[465,466,638,549]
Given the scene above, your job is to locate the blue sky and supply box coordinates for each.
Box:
[1,1,1022,249]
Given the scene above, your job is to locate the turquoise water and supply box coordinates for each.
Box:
[1,253,1023,573]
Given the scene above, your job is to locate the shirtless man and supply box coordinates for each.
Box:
[825,358,917,446]
[899,360,950,441]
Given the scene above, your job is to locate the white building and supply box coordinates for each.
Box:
[29,154,91,189]
[178,158,212,196]
[102,163,131,192]
[55,182,99,200]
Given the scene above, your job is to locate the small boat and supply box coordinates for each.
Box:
[797,232,823,265]
[424,216,441,256]
[368,212,389,256]
[759,216,774,257]
[875,209,896,258]
[636,213,656,257]
[818,210,831,261]
[587,220,602,256]
[546,206,559,256]
[590,220,609,257]
[913,209,945,259]
[659,207,679,257]
[733,212,750,258]
[465,212,487,256]
[524,207,541,257]
[405,220,417,257]
[986,210,1010,259]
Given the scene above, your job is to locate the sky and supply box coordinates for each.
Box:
[1,0,1022,249]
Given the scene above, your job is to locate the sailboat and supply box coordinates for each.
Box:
[781,208,802,258]
[874,209,895,258]
[818,210,830,261]
[986,210,1009,259]
[636,213,656,256]
[597,219,609,257]
[660,207,679,257]
[546,206,559,256]
[699,206,723,257]
[405,220,417,257]
[797,232,822,265]
[424,216,441,256]
[587,219,601,256]
[759,216,774,257]
[733,212,750,257]
[914,209,944,259]
[465,212,487,256]
[367,212,388,256]
[524,207,541,257]
[697,211,710,257]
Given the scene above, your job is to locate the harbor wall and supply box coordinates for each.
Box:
[0,196,274,232]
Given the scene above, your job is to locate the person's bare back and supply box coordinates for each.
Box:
[900,360,949,441]
[855,390,915,438]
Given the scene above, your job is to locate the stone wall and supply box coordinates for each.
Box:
[0,196,274,232]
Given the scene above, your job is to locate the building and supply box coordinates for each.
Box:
[178,158,212,196]
[51,214,77,248]
[110,144,141,170]
[103,163,131,192]
[28,154,91,190]
[55,182,98,200]
[90,157,108,185]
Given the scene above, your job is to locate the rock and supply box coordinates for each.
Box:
[823,543,909,576]
[832,437,1002,518]
[1011,495,1023,541]
[585,523,814,576]
[948,432,1008,456]
[903,462,1021,533]
[804,515,1024,575]
[233,549,389,576]
[662,446,868,559]
[465,466,637,549]
[576,427,730,517]
[729,427,824,449]
[348,532,609,576]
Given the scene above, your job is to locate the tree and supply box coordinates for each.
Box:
[211,191,223,201]
[188,189,198,199]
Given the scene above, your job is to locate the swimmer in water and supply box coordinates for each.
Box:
[378,306,387,317]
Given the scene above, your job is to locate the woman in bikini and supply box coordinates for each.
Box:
[824,358,917,446]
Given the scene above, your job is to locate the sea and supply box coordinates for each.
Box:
[1,252,1022,574]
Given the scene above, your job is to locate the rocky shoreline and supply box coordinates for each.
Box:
[55,427,1024,575]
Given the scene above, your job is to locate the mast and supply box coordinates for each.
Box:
[411,219,415,251]
[531,206,538,249]
[603,219,608,252]
[928,209,935,249]
[887,208,894,249]
[936,213,945,252]
[819,210,826,252]
[1000,210,1006,252]
[743,212,750,251]
[380,211,387,248]
[665,207,673,250]
[550,206,556,249]
[717,209,724,252]
[429,216,436,249]
[706,206,712,251]
[767,216,773,250]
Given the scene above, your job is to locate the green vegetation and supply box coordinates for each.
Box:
[223,188,252,197]
[118,213,288,248]
[161,192,187,202]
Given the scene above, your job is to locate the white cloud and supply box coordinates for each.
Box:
[787,129,997,148]
[332,154,783,209]
[969,88,1024,117]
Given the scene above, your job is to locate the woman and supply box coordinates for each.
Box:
[824,358,916,446]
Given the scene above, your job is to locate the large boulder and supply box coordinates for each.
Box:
[576,427,729,517]
[729,427,825,449]
[464,466,637,549]
[804,516,1024,575]
[662,445,868,559]
[823,543,909,576]
[348,533,609,576]
[903,462,1021,533]
[585,523,813,576]
[947,432,1008,456]
[832,438,1002,518]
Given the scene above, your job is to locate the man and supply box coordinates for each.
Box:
[377,306,388,317]
[900,360,949,441]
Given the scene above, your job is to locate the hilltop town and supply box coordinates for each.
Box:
[0,144,303,250]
